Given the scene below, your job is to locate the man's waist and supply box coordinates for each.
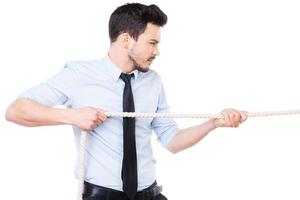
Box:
[82,179,157,191]
[83,181,162,200]
[79,161,156,191]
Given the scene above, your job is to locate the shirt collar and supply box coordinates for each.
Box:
[104,55,139,82]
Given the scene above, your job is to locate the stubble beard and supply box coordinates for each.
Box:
[129,56,150,73]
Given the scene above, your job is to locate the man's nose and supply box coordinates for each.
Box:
[153,46,160,56]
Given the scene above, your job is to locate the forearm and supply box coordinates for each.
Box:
[5,98,71,127]
[167,119,217,153]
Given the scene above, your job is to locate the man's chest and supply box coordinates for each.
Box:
[71,81,160,114]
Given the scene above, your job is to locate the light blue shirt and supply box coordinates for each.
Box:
[19,56,180,191]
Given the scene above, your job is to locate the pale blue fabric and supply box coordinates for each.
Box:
[19,55,180,191]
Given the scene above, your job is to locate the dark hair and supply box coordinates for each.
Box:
[109,3,167,43]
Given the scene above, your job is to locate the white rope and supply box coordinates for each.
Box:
[104,112,223,119]
[77,131,88,200]
[77,109,300,200]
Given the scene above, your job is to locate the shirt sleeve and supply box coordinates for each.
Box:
[151,77,180,148]
[18,62,78,107]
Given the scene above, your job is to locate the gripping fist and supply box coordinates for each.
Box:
[213,109,248,128]
[68,107,107,131]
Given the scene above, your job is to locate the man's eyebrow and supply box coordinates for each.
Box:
[149,39,159,43]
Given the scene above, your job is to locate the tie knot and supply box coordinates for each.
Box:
[120,73,134,84]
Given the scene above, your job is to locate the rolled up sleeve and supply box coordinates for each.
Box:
[18,62,77,107]
[151,80,180,148]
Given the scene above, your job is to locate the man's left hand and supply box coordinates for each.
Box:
[212,109,248,128]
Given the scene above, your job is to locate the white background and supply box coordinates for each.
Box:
[1,0,300,199]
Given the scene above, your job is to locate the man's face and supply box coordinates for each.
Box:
[128,23,161,72]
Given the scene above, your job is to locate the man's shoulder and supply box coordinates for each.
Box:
[64,59,103,70]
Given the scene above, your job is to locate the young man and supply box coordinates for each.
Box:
[5,3,247,200]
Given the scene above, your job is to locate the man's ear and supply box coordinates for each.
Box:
[120,33,132,48]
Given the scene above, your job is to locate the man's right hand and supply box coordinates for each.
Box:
[68,107,107,131]
[5,99,107,130]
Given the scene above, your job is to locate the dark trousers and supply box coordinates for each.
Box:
[83,181,168,200]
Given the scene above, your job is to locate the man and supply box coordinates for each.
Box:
[5,3,247,200]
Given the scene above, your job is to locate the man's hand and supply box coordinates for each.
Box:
[212,109,248,128]
[68,107,107,131]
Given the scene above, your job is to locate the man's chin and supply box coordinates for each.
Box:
[135,65,149,73]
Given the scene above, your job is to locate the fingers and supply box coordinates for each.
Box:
[75,107,109,131]
[240,111,248,123]
[90,109,108,129]
[227,110,240,127]
[96,109,107,123]
[89,108,108,130]
[220,109,248,128]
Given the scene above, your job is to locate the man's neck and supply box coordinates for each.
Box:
[108,46,134,74]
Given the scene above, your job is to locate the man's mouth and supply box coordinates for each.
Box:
[147,57,155,62]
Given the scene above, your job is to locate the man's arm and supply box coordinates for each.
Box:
[5,98,107,131]
[167,109,247,153]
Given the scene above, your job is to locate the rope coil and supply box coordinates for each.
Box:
[77,109,300,200]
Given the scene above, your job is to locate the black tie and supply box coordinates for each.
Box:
[120,73,137,200]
